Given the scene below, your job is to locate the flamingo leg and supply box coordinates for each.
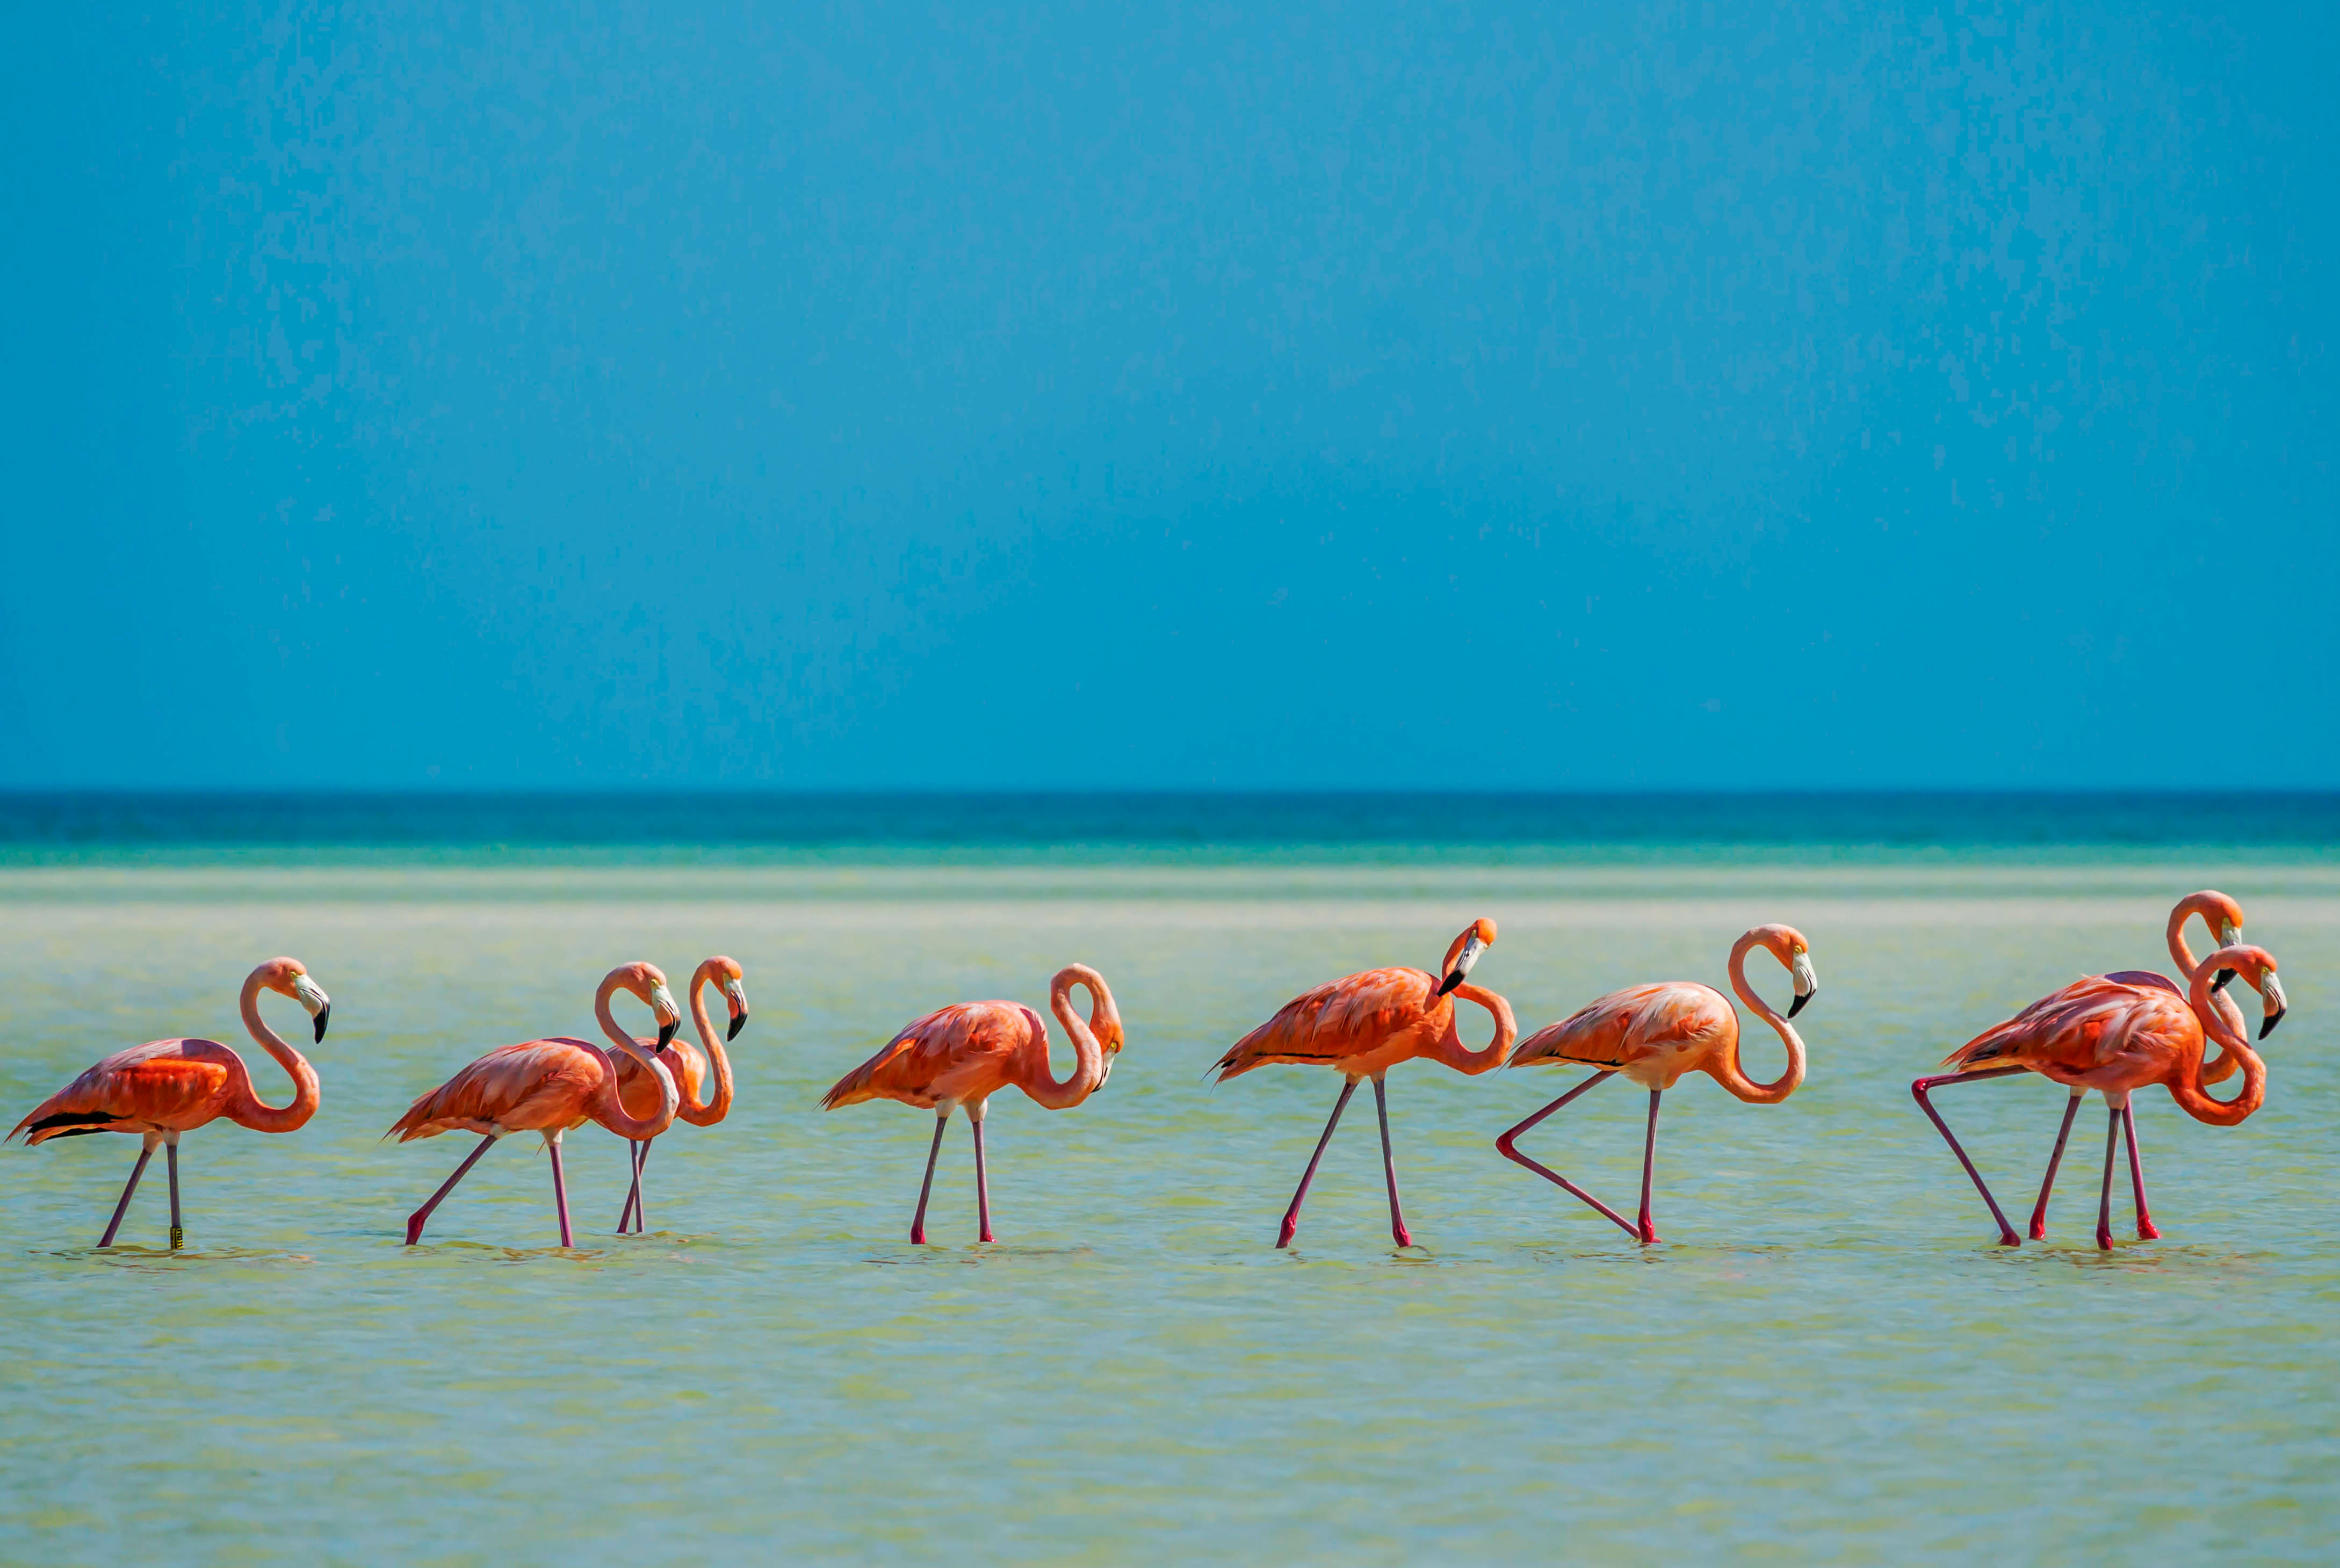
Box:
[165,1138,185,1249]
[1637,1090,1662,1245]
[2095,1105,2122,1251]
[1494,1071,1641,1240]
[909,1111,949,1246]
[2122,1102,2158,1240]
[548,1135,575,1248]
[1277,1078,1359,1249]
[1910,1067,2027,1247]
[405,1133,498,1246]
[1373,1075,1412,1249]
[96,1137,158,1248]
[970,1112,994,1244]
[618,1139,650,1234]
[2027,1090,2085,1241]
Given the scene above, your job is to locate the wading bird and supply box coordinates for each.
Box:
[387,962,681,1247]
[1912,945,2283,1249]
[613,956,749,1234]
[9,956,331,1249]
[821,964,1123,1244]
[2020,890,2254,1240]
[1497,924,1814,1243]
[1213,919,1515,1249]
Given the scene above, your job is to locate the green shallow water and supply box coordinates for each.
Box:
[2,863,2335,1563]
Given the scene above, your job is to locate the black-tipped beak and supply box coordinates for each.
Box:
[657,1020,678,1050]
[1787,991,1814,1019]
[1436,971,1463,997]
[313,1004,330,1043]
[2260,1007,2285,1040]
[727,1009,747,1042]
[2212,968,2237,993]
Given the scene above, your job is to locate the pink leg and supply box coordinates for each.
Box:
[1494,1070,1641,1239]
[1637,1089,1662,1245]
[2094,1105,2121,1250]
[1278,1078,1359,1249]
[1911,1067,2026,1246]
[2027,1092,2085,1240]
[2122,1102,2158,1240]
[405,1133,497,1246]
[548,1137,574,1247]
[165,1139,185,1249]
[970,1116,994,1243]
[1373,1076,1413,1248]
[96,1140,156,1248]
[617,1138,649,1234]
[909,1113,948,1245]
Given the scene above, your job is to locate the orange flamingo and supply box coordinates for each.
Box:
[821,964,1123,1244]
[9,956,330,1249]
[1497,924,1815,1243]
[1912,944,2284,1249]
[1212,918,1516,1249]
[2023,889,2253,1240]
[613,956,749,1234]
[387,962,682,1247]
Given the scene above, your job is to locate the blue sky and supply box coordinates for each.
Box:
[3,2,2332,789]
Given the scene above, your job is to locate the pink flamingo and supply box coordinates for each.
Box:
[613,956,749,1234]
[2020,890,2254,1240]
[1212,919,1516,1249]
[820,964,1123,1244]
[387,962,682,1247]
[1912,944,2284,1249]
[1497,924,1815,1244]
[9,956,331,1249]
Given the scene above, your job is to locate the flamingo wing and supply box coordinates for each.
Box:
[386,1039,606,1140]
[1513,983,1730,1069]
[821,1002,1029,1110]
[1212,967,1433,1080]
[11,1039,237,1143]
[1944,976,2190,1075]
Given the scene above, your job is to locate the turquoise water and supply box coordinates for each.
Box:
[3,854,2335,1561]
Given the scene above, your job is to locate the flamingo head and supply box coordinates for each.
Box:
[259,956,331,1042]
[2200,945,2285,1039]
[1747,925,1817,1017]
[613,962,684,1050]
[698,955,750,1042]
[1053,964,1124,1089]
[1436,918,1498,997]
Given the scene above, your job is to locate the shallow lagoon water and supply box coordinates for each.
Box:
[3,861,2336,1562]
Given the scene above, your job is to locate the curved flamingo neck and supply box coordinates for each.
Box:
[230,967,320,1133]
[1711,933,1805,1104]
[1023,969,1108,1110]
[679,968,735,1126]
[591,976,678,1138]
[2170,955,2264,1127]
[2165,902,2206,980]
[1428,982,1516,1075]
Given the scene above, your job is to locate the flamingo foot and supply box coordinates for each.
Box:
[1391,1223,1413,1248]
[1638,1223,1659,1246]
[2137,1217,2161,1241]
[169,1225,184,1249]
[2095,1226,2114,1251]
[405,1213,427,1246]
[910,1222,927,1246]
[1276,1212,1301,1249]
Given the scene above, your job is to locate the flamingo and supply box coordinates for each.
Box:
[1912,944,2284,1249]
[613,956,749,1234]
[820,964,1123,1245]
[2020,889,2253,1240]
[1211,918,1516,1250]
[387,962,682,1247]
[9,956,331,1249]
[1496,924,1815,1244]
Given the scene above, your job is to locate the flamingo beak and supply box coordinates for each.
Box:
[2259,974,2287,1039]
[1788,952,1817,1017]
[2212,970,2236,993]
[650,982,682,1049]
[1439,933,1486,996]
[726,980,749,1042]
[291,974,331,1041]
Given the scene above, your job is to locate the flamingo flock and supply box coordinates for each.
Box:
[6,893,2292,1253]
